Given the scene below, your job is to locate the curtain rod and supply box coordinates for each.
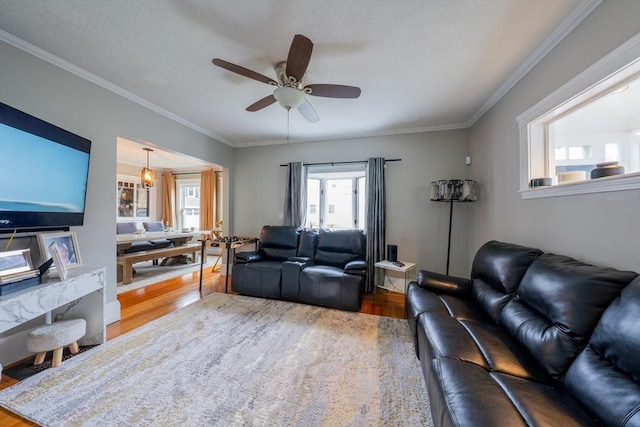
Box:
[279,158,401,167]
[172,171,223,176]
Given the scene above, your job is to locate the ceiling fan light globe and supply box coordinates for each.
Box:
[273,87,305,109]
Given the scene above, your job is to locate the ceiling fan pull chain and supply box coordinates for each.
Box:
[287,107,291,141]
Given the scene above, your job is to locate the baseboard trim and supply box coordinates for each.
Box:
[105,300,121,325]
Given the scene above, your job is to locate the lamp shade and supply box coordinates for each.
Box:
[141,167,155,188]
[273,87,305,109]
[430,179,477,202]
[140,148,155,188]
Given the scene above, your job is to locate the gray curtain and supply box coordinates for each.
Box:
[283,161,307,227]
[365,157,385,293]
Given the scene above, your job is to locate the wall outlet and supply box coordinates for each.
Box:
[278,212,283,220]
[465,156,472,165]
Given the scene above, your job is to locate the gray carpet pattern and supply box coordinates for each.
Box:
[0,293,432,426]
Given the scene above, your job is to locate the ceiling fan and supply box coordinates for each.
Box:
[212,34,361,123]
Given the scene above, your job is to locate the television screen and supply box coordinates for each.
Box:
[0,102,91,232]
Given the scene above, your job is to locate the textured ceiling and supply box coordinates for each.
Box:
[0,0,587,147]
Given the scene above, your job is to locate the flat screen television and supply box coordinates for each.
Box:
[0,102,91,232]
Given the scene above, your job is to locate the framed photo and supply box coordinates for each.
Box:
[0,249,34,278]
[48,242,69,280]
[37,231,82,269]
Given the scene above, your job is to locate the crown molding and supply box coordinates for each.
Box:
[234,122,470,148]
[0,30,235,147]
[466,0,603,127]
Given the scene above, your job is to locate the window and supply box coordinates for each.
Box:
[605,143,619,162]
[117,175,150,219]
[177,179,200,230]
[518,35,640,198]
[305,166,366,230]
[546,75,638,179]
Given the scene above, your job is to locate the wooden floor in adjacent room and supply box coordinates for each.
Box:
[0,267,406,426]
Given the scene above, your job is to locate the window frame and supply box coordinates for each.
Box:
[176,178,200,231]
[305,165,366,230]
[517,33,640,199]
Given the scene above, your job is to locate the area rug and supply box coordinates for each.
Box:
[2,345,97,381]
[0,293,432,426]
[117,256,219,294]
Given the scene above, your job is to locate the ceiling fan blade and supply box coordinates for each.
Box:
[212,58,277,86]
[305,84,361,99]
[298,99,319,123]
[246,95,277,112]
[286,34,313,83]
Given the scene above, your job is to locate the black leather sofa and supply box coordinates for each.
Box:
[406,240,639,427]
[232,226,367,311]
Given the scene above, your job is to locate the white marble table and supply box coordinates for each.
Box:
[0,266,105,365]
[374,260,417,294]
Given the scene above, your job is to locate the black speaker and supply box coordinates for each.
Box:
[387,244,398,262]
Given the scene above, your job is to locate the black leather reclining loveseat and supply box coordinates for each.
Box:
[406,240,639,427]
[232,226,367,311]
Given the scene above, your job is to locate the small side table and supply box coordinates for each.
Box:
[374,260,417,294]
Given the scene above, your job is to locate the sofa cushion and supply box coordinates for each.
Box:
[500,254,638,382]
[150,239,173,249]
[297,229,318,258]
[418,313,489,371]
[427,358,598,427]
[116,222,138,234]
[314,229,365,268]
[231,261,283,298]
[470,240,543,322]
[418,313,548,382]
[143,221,164,232]
[564,276,640,427]
[122,241,155,253]
[259,226,299,261]
[299,264,364,311]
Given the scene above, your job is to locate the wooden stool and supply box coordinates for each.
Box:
[27,319,87,368]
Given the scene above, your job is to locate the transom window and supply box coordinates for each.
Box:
[546,73,639,180]
[305,165,366,230]
[517,34,640,199]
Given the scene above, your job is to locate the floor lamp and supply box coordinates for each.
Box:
[430,179,477,275]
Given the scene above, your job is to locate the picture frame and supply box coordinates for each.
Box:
[37,231,82,269]
[48,242,69,280]
[0,249,35,278]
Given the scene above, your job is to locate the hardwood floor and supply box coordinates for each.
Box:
[1,267,406,426]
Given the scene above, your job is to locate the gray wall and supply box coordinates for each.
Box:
[0,41,233,313]
[234,130,471,276]
[469,0,640,272]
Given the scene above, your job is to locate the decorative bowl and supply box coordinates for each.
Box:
[591,162,625,179]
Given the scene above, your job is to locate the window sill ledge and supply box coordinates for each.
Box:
[520,172,640,199]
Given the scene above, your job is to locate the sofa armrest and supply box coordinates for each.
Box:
[415,269,471,296]
[345,260,367,276]
[235,251,264,264]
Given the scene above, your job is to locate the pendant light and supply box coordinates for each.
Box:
[140,148,155,188]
